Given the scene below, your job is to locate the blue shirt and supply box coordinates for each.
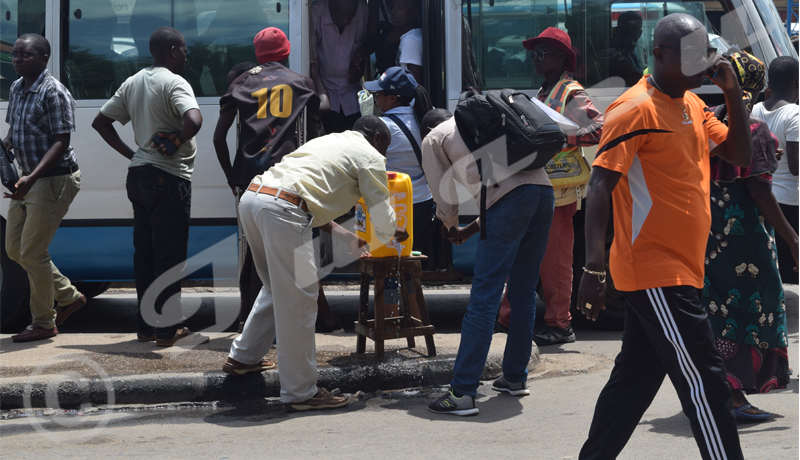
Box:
[381,105,432,203]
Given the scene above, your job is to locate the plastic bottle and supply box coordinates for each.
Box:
[355,171,413,257]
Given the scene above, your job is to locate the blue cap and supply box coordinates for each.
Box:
[364,66,418,98]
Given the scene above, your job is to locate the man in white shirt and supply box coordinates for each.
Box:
[222,116,408,412]
[752,56,799,283]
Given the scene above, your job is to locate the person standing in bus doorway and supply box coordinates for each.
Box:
[4,34,86,343]
[92,27,206,347]
[390,0,423,84]
[495,27,604,347]
[421,111,555,416]
[576,14,752,459]
[751,56,799,284]
[222,116,408,410]
[213,27,322,334]
[312,0,368,133]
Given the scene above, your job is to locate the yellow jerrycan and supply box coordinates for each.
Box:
[355,171,413,257]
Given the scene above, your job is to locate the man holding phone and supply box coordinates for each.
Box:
[92,27,204,347]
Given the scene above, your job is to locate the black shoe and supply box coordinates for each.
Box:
[237,321,245,334]
[493,321,509,334]
[315,319,344,334]
[533,324,576,346]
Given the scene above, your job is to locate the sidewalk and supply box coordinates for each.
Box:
[0,330,540,409]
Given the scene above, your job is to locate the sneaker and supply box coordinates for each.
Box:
[491,376,530,396]
[222,357,276,376]
[428,388,479,416]
[533,324,576,346]
[286,387,350,412]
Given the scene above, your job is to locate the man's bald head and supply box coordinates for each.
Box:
[652,13,714,90]
[421,109,452,139]
[653,13,704,47]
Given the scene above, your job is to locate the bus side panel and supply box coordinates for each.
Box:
[48,224,238,281]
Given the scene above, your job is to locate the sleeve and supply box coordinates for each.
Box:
[421,134,460,229]
[219,76,243,114]
[100,85,132,125]
[564,90,604,147]
[785,107,799,143]
[46,87,77,135]
[170,78,200,116]
[592,102,645,175]
[398,30,423,67]
[704,109,729,150]
[359,157,397,244]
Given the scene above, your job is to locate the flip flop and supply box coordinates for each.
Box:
[734,404,771,422]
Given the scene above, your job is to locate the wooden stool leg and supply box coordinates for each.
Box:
[413,275,436,357]
[356,273,369,354]
[374,274,386,360]
[398,274,416,349]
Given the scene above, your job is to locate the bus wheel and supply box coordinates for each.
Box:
[0,217,32,333]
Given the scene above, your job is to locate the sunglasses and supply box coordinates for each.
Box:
[656,45,718,59]
[10,52,43,60]
[530,49,561,61]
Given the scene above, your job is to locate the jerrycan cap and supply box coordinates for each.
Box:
[387,172,397,180]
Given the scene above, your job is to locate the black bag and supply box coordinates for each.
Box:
[454,88,566,239]
[0,141,18,193]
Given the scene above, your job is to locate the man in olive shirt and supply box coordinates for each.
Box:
[92,27,204,347]
[222,116,408,411]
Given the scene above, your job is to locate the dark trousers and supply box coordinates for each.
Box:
[321,109,360,134]
[776,203,798,284]
[580,286,742,460]
[126,165,191,340]
[412,199,436,252]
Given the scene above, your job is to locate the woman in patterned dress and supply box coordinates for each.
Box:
[703,50,799,422]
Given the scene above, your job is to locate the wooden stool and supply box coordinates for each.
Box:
[355,256,436,360]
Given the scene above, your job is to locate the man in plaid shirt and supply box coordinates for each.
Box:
[3,34,85,343]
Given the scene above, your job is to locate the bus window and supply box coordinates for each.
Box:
[60,0,288,100]
[467,0,772,92]
[1,0,46,101]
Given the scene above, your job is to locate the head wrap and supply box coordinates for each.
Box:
[726,50,765,113]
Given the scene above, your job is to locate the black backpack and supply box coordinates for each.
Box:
[454,89,566,239]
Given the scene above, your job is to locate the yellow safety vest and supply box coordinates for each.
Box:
[541,73,591,208]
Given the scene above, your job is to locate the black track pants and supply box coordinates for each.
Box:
[579,286,742,460]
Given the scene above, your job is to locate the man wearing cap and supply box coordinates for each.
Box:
[496,27,604,347]
[213,27,321,333]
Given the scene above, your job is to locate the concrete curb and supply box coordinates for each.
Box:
[0,350,539,409]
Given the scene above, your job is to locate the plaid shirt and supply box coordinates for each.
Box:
[537,86,603,148]
[5,69,77,174]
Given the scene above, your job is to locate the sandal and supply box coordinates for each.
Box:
[156,327,209,347]
[734,404,771,422]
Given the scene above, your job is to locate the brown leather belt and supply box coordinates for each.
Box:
[247,183,309,212]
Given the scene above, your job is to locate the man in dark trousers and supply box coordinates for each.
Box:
[576,14,752,460]
[213,27,320,334]
[4,33,86,342]
[93,27,205,347]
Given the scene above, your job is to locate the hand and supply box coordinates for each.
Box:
[348,234,371,258]
[441,225,461,244]
[575,269,608,322]
[151,132,181,157]
[347,50,367,85]
[2,137,12,153]
[394,226,409,242]
[706,57,741,94]
[776,148,784,162]
[3,175,34,200]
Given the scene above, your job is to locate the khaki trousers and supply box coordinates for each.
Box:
[229,189,319,403]
[5,171,82,329]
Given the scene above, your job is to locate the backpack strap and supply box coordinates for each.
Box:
[385,114,423,167]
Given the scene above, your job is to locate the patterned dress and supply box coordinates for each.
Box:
[702,121,791,394]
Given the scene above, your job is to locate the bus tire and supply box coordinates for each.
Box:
[0,217,32,333]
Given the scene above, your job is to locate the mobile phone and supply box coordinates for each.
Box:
[152,134,179,156]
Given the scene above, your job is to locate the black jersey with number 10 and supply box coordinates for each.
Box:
[219,62,320,187]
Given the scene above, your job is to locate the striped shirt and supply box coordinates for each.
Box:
[421,118,552,230]
[5,69,77,174]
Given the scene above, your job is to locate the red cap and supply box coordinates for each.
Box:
[522,27,577,73]
[254,27,290,64]
[387,172,397,180]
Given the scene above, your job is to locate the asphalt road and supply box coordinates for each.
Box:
[0,287,797,459]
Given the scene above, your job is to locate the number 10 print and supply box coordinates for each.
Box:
[251,84,293,119]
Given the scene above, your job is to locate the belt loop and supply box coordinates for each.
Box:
[276,188,283,201]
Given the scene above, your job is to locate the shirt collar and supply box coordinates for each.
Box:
[25,68,50,94]
[383,105,415,115]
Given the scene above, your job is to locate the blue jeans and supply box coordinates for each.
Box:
[451,184,554,397]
